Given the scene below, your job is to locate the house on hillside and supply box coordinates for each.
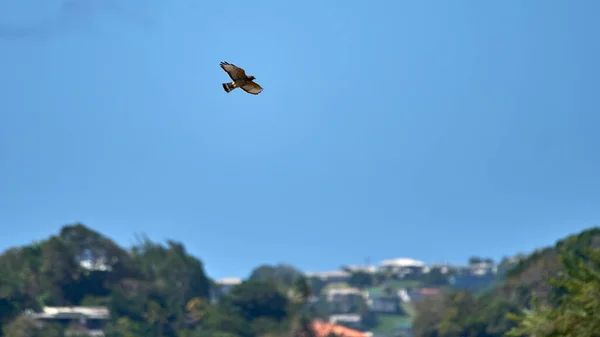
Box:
[449,273,495,291]
[470,261,497,275]
[325,288,367,313]
[448,261,497,291]
[28,306,109,336]
[407,288,441,302]
[369,296,401,314]
[217,277,242,290]
[365,288,401,314]
[326,288,366,301]
[379,258,425,278]
[421,263,450,275]
[79,258,112,272]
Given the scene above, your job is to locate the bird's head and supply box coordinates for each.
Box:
[248,75,256,81]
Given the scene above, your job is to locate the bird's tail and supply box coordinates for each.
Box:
[222,82,236,93]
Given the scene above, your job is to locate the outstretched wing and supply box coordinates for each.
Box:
[220,61,246,81]
[241,81,263,95]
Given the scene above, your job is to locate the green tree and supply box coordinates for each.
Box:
[129,237,211,333]
[412,293,447,337]
[411,228,600,337]
[249,264,304,290]
[186,297,209,323]
[38,237,79,305]
[200,304,253,337]
[220,280,290,323]
[507,247,600,337]
[307,277,326,296]
[291,276,317,337]
[2,314,63,337]
[58,224,136,304]
[104,317,146,337]
[144,300,170,337]
[293,276,312,304]
[0,253,40,331]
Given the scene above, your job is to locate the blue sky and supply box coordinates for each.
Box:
[1,0,599,280]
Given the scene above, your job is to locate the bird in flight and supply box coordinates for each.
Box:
[220,61,263,95]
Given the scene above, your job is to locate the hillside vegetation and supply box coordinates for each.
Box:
[0,224,314,337]
[411,227,600,337]
[1,224,599,337]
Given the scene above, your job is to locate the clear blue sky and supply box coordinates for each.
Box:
[1,0,599,280]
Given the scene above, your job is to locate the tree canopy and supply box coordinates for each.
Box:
[411,227,600,337]
[0,224,316,337]
[3,224,600,337]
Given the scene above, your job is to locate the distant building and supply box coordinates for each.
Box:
[342,265,377,274]
[368,296,400,314]
[305,270,351,283]
[328,314,362,330]
[365,287,401,314]
[469,262,497,275]
[449,273,495,291]
[447,260,497,291]
[28,306,109,336]
[379,258,425,276]
[326,288,366,301]
[79,258,111,272]
[211,277,242,302]
[422,264,450,275]
[407,288,441,302]
[217,277,242,291]
[325,288,367,314]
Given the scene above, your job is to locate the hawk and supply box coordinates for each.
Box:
[220,61,263,95]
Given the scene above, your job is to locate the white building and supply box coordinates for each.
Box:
[305,270,351,283]
[422,264,450,274]
[380,258,425,268]
[216,277,242,293]
[379,258,425,275]
[325,288,367,314]
[28,306,109,337]
[79,258,112,272]
[470,262,497,275]
[367,296,400,313]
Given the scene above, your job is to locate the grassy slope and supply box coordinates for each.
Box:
[370,303,416,334]
[372,314,412,334]
[386,280,423,289]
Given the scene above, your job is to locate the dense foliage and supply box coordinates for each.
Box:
[411,228,600,337]
[3,224,600,337]
[0,224,314,337]
[506,246,600,337]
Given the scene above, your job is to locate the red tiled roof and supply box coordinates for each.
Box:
[419,288,441,295]
[311,321,368,337]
